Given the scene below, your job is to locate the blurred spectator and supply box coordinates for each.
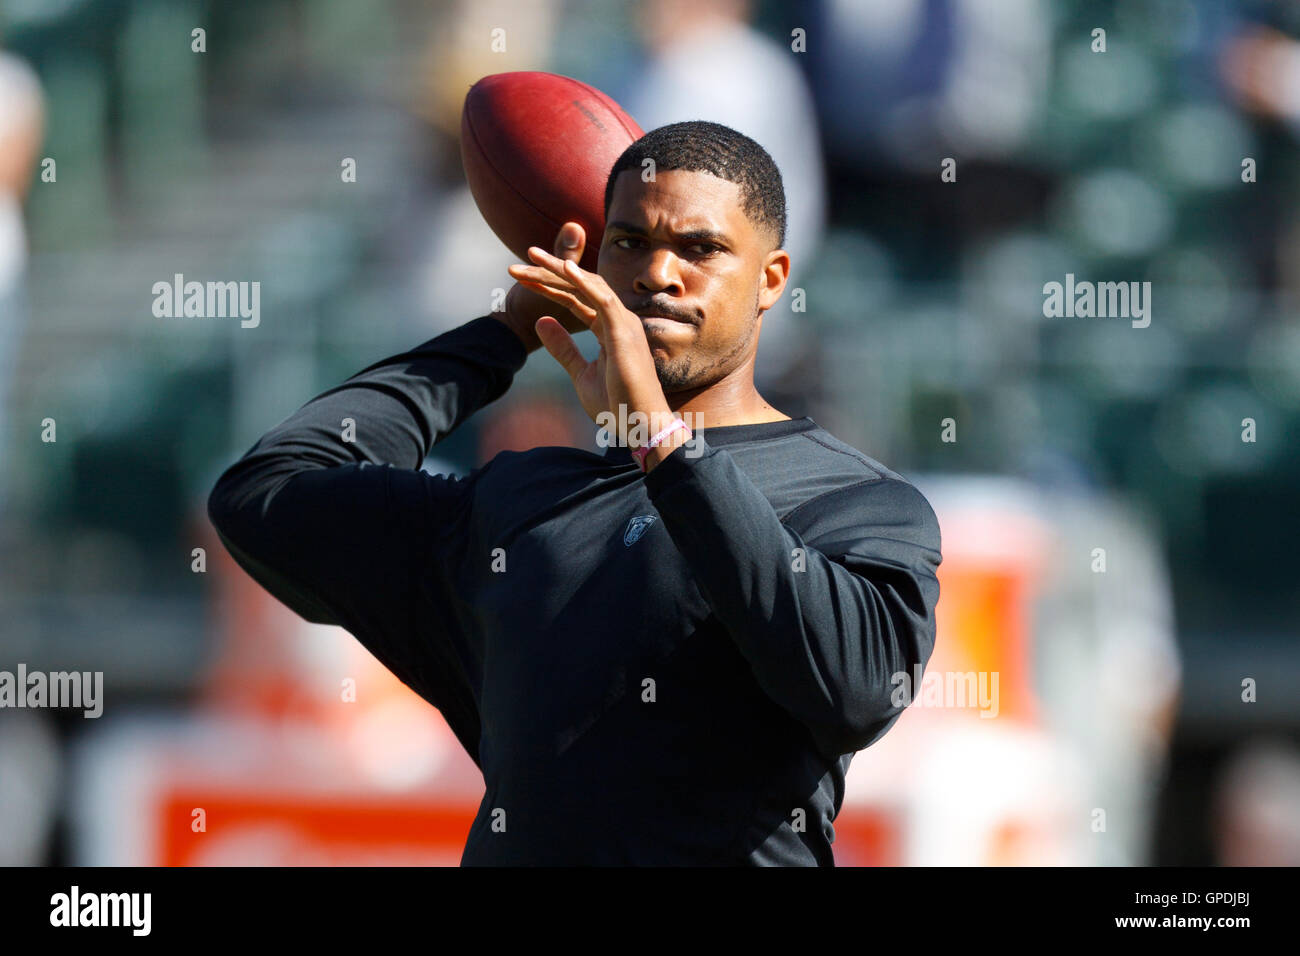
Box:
[1212,738,1300,866]
[0,50,43,514]
[417,0,561,152]
[1220,23,1300,127]
[806,0,1050,169]
[411,0,560,339]
[622,0,827,388]
[0,710,60,865]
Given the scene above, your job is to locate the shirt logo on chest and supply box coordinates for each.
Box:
[623,514,657,547]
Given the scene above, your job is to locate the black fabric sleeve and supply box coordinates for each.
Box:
[206,315,529,764]
[642,433,943,763]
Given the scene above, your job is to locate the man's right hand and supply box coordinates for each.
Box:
[497,222,592,352]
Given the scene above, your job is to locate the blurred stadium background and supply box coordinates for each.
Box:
[1,0,1298,865]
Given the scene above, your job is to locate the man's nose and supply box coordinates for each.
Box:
[633,248,684,296]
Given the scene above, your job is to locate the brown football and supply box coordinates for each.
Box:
[460,71,644,274]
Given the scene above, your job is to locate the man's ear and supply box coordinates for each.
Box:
[757,248,791,312]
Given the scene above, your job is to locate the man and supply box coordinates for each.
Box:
[207,120,942,865]
[622,0,827,386]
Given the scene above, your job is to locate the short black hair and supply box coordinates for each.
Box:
[603,120,787,249]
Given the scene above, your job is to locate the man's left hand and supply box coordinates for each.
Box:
[508,240,681,461]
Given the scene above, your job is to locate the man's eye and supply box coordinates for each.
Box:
[689,243,720,256]
[614,237,644,249]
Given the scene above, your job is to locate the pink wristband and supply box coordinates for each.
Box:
[632,417,692,472]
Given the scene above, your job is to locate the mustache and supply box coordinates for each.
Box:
[627,299,699,324]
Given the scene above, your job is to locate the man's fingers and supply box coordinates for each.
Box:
[517,244,618,336]
[535,317,588,381]
[554,221,586,263]
[514,277,598,325]
[508,262,575,293]
[509,262,581,296]
[525,244,572,276]
[523,247,620,318]
[562,259,621,313]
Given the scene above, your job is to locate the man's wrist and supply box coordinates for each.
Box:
[642,428,691,472]
[636,412,691,472]
[491,310,542,353]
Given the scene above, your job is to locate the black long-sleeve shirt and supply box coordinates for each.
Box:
[206,314,942,866]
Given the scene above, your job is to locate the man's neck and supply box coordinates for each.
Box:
[664,381,789,430]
